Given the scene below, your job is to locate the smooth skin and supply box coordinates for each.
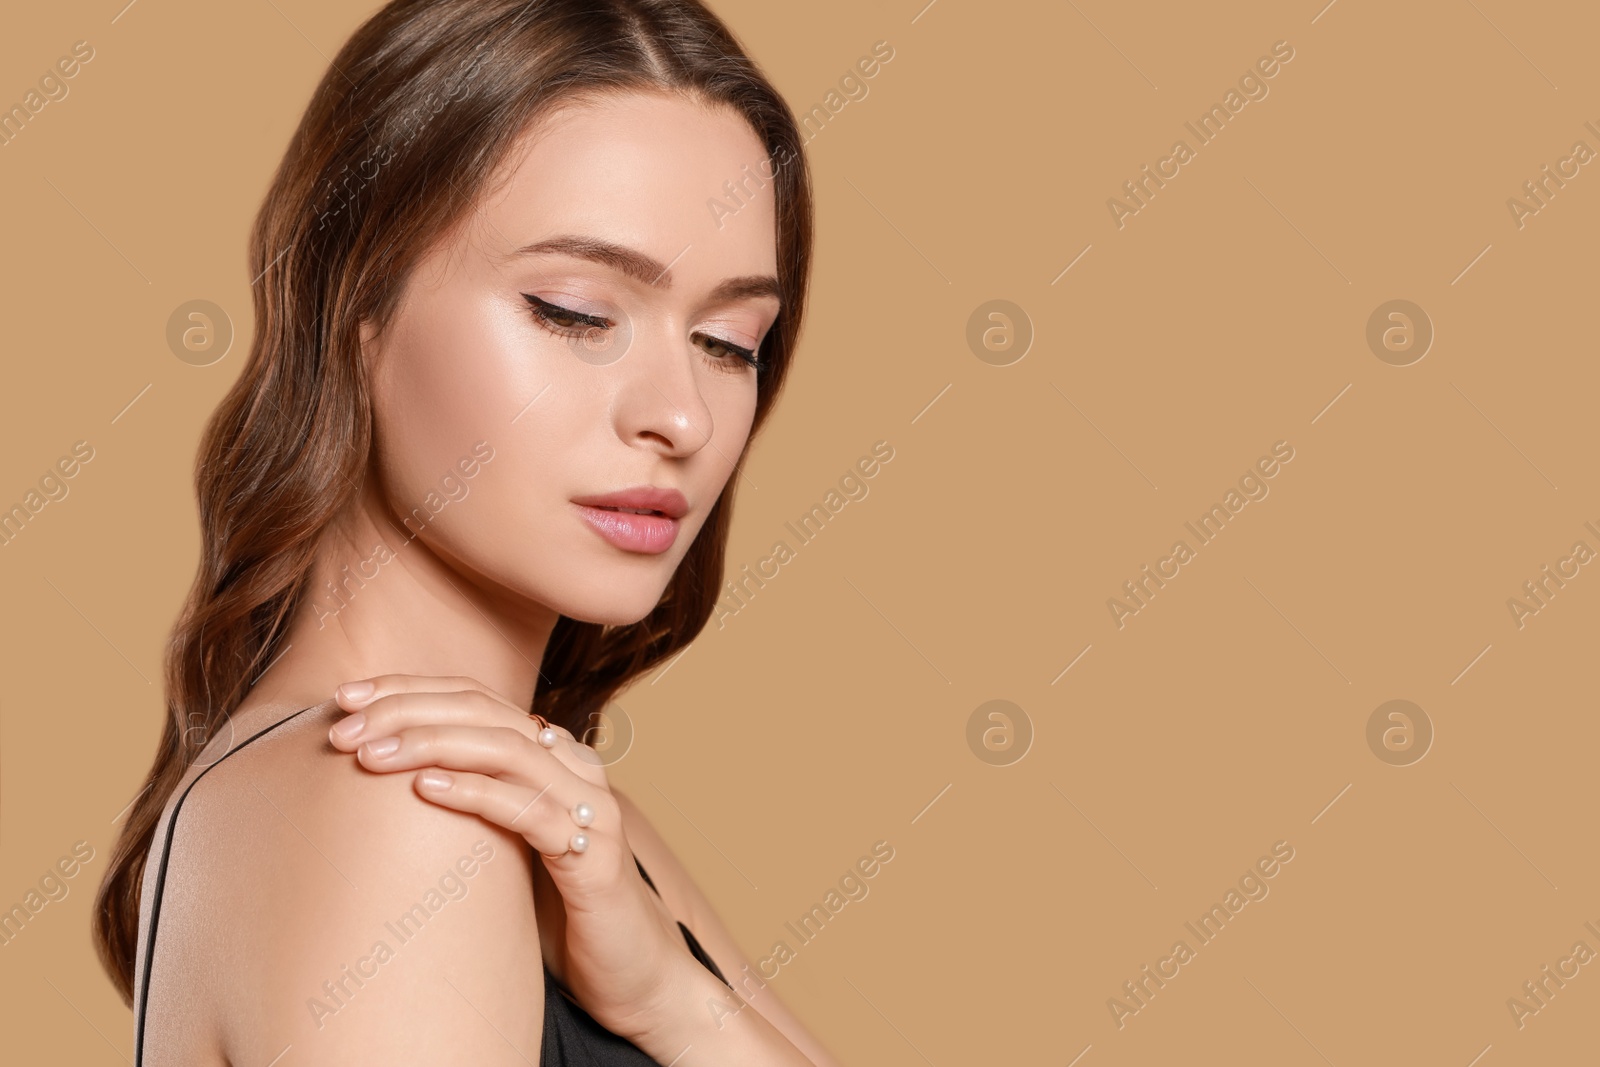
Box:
[326,674,807,1062]
[140,89,838,1065]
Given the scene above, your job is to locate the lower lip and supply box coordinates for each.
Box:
[573,504,680,554]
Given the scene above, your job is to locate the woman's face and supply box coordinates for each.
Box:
[360,90,780,625]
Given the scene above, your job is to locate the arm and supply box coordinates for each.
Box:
[195,722,547,1065]
[614,787,845,1067]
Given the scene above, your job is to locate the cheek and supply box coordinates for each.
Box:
[727,376,760,430]
[414,306,525,418]
[372,301,552,501]
[697,379,759,491]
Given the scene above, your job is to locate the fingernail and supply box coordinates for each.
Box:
[418,769,453,791]
[330,713,365,742]
[362,736,400,758]
[337,680,375,704]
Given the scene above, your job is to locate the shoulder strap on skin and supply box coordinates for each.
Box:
[633,854,660,896]
[626,855,730,987]
[133,704,319,1065]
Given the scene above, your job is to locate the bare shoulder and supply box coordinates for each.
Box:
[143,702,544,1065]
[612,786,843,1067]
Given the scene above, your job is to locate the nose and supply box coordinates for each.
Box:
[611,324,716,458]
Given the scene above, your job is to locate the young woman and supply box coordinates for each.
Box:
[90,1,836,1062]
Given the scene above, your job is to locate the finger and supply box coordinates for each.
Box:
[331,687,533,743]
[412,767,620,864]
[330,680,580,748]
[353,723,596,793]
[330,690,590,779]
[334,674,526,715]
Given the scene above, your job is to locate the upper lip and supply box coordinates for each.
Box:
[572,485,689,519]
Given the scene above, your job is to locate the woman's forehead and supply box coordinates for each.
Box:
[473,92,778,266]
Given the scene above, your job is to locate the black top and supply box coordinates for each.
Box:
[135,705,731,1066]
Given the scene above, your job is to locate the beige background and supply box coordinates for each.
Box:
[3,0,1597,1063]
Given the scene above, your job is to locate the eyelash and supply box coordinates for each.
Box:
[521,293,762,372]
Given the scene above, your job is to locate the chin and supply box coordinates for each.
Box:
[547,570,676,627]
[564,600,660,627]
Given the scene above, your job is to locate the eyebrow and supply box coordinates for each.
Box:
[508,234,781,305]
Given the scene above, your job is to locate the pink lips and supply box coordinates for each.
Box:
[571,486,689,555]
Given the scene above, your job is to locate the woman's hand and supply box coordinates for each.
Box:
[325,673,701,1043]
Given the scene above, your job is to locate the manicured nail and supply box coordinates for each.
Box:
[362,736,400,758]
[330,713,365,742]
[418,769,453,791]
[338,680,376,704]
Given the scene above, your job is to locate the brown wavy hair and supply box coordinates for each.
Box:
[92,0,812,1005]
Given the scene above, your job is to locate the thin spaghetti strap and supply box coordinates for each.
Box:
[134,703,320,1066]
[626,854,730,988]
[633,854,659,895]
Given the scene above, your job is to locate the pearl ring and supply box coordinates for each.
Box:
[527,711,560,749]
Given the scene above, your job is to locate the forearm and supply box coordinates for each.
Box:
[625,959,815,1066]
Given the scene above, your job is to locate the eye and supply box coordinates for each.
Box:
[695,332,761,372]
[522,293,611,335]
[523,293,765,373]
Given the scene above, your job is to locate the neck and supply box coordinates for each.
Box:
[242,479,558,715]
